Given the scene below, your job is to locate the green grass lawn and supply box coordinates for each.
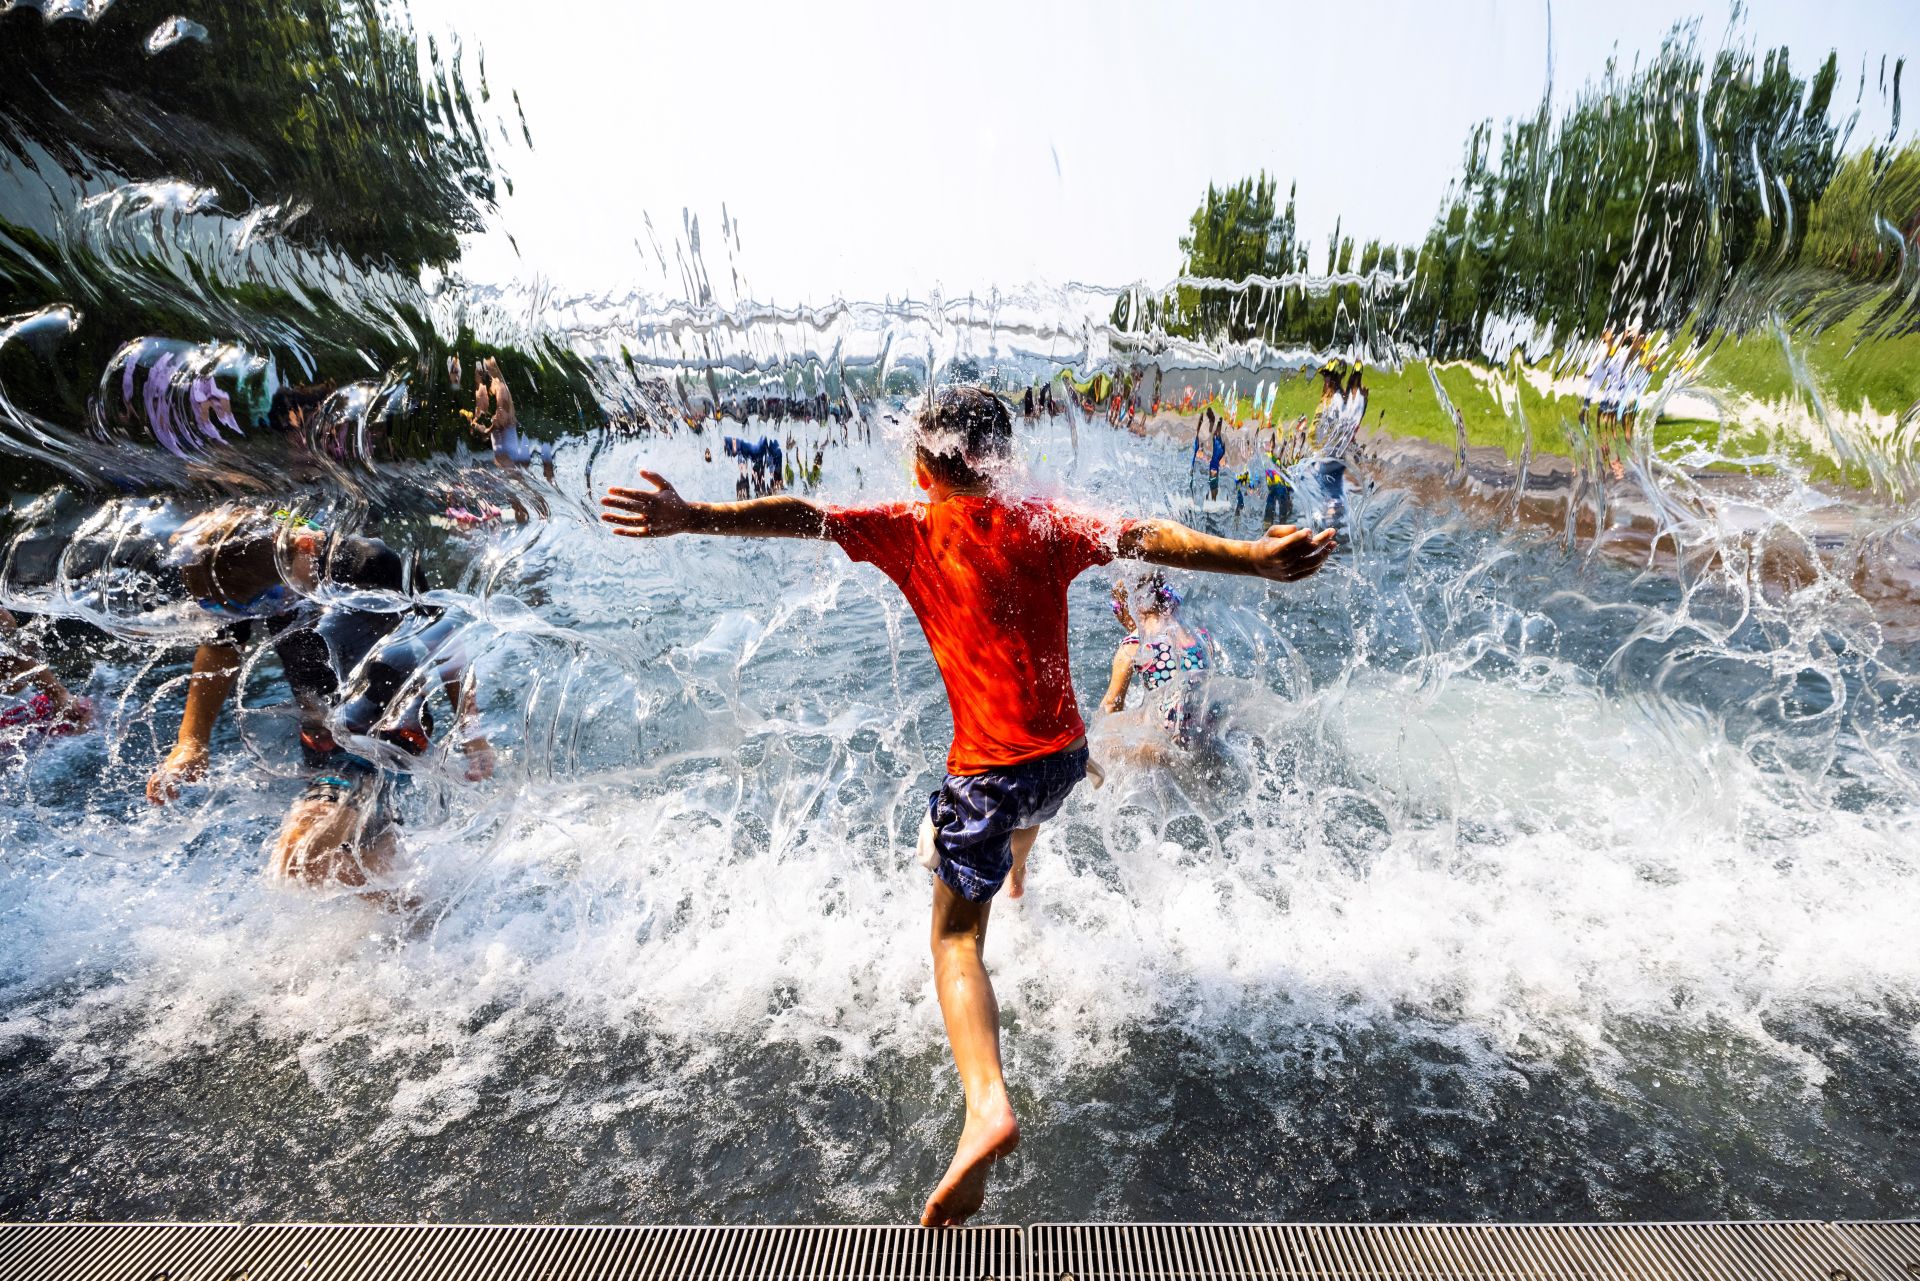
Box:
[1223,362,1581,458]
[1698,313,1920,420]
[1174,306,1913,490]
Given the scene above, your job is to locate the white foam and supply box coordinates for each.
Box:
[2,415,1917,1202]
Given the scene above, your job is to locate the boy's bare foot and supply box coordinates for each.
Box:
[920,1097,1019,1226]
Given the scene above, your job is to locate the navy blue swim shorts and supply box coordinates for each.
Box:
[926,743,1089,902]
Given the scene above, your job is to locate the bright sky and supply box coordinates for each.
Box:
[409,0,1919,305]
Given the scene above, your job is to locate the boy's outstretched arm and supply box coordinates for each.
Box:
[600,471,827,539]
[1118,518,1337,583]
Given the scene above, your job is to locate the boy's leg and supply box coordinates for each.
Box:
[1006,825,1039,900]
[921,876,1020,1227]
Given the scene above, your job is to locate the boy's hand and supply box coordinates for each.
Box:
[601,472,694,538]
[1250,524,1337,582]
[147,741,209,805]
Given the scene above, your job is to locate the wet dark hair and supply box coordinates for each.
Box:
[914,386,1012,487]
[176,507,401,606]
[1112,570,1181,618]
[174,508,283,604]
[268,380,337,434]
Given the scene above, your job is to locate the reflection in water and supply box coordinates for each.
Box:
[2,0,1919,1228]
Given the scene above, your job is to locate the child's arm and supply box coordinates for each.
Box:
[1098,643,1136,714]
[601,471,827,539]
[147,640,241,804]
[426,627,494,782]
[1118,519,1336,582]
[444,669,494,781]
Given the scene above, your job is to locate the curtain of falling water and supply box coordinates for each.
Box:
[2,0,1918,1227]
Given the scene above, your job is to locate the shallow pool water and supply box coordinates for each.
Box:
[4,413,1917,1222]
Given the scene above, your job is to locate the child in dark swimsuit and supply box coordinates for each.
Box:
[1207,415,1227,500]
[148,504,492,894]
[600,386,1335,1229]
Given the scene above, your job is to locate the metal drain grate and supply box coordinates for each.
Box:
[1023,1222,1863,1281]
[0,1223,1022,1281]
[1833,1223,1920,1281]
[2,1221,1909,1281]
[0,1221,247,1281]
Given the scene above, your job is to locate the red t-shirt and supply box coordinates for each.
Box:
[826,494,1126,775]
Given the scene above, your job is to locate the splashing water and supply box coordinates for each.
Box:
[2,0,1919,1228]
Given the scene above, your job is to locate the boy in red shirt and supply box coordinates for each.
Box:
[601,387,1334,1226]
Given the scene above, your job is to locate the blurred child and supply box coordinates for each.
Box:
[1098,572,1221,763]
[149,504,491,894]
[469,357,534,467]
[0,608,92,753]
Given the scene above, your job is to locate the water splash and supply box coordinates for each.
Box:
[1,0,1918,1229]
[141,15,205,53]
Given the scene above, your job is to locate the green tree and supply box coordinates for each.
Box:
[1401,27,1843,351]
[1,0,501,271]
[0,0,599,488]
[1131,27,1861,359]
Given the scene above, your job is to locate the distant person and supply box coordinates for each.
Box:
[1206,414,1227,500]
[188,375,240,443]
[1312,365,1345,452]
[1232,421,1267,520]
[471,365,492,431]
[1259,424,1293,526]
[1595,333,1633,479]
[722,434,784,495]
[471,357,534,467]
[600,385,1334,1228]
[148,505,492,894]
[268,380,338,439]
[1615,335,1653,478]
[1327,367,1368,459]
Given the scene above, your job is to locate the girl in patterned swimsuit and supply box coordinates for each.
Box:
[1099,571,1219,753]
